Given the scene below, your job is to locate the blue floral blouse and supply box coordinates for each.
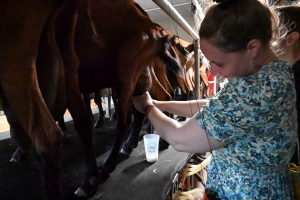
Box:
[196,60,297,199]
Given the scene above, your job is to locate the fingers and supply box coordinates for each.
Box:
[132,92,152,113]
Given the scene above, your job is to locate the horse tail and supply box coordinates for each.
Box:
[77,0,103,47]
[157,35,184,77]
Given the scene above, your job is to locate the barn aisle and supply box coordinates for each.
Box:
[0,103,188,200]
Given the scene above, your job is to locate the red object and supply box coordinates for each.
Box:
[208,73,215,96]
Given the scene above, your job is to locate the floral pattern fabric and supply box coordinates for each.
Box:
[196,60,297,199]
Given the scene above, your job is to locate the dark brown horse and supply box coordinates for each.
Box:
[1,1,100,198]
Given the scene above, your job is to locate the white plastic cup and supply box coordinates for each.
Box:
[143,134,160,162]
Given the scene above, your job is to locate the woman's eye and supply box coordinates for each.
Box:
[215,63,223,67]
[209,61,223,67]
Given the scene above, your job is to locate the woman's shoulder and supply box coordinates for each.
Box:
[230,60,293,88]
[219,60,295,105]
[260,59,292,75]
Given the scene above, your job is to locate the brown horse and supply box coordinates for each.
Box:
[79,23,211,156]
[120,26,212,155]
[52,1,192,196]
[79,22,211,157]
[154,23,210,100]
[1,1,100,198]
[87,21,211,130]
[73,36,190,164]
[72,0,188,192]
[85,34,191,129]
[1,1,76,199]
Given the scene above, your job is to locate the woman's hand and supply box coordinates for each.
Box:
[132,92,153,113]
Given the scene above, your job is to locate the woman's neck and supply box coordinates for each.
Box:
[256,47,279,67]
[281,52,300,66]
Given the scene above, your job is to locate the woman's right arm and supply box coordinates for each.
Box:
[132,92,225,153]
[153,99,209,118]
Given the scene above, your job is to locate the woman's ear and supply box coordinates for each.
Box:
[246,39,261,57]
[286,32,300,47]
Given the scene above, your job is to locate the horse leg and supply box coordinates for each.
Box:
[37,11,68,139]
[176,92,188,122]
[2,100,31,162]
[83,92,95,121]
[110,87,119,121]
[202,85,209,99]
[0,67,64,200]
[57,116,68,137]
[200,64,209,99]
[94,89,105,128]
[56,2,98,197]
[98,87,132,184]
[120,107,145,155]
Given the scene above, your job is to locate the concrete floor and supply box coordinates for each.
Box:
[0,99,188,200]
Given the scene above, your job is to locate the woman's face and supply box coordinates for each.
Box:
[200,39,254,80]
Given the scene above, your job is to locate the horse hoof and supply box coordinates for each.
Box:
[10,157,19,163]
[119,149,126,154]
[74,187,88,197]
[120,148,131,155]
[10,149,28,162]
[98,172,110,185]
[109,114,118,122]
[98,165,115,185]
[119,143,133,155]
[94,119,104,129]
[74,176,98,197]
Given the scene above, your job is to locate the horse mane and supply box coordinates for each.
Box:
[153,23,194,61]
[157,35,184,77]
[171,36,194,60]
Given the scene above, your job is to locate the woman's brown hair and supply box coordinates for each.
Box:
[199,0,279,53]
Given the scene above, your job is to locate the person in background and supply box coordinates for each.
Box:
[275,3,300,165]
[132,0,297,199]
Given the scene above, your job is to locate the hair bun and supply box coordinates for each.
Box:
[213,0,225,3]
[213,0,237,4]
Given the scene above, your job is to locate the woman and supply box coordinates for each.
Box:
[133,0,297,199]
[276,4,300,165]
